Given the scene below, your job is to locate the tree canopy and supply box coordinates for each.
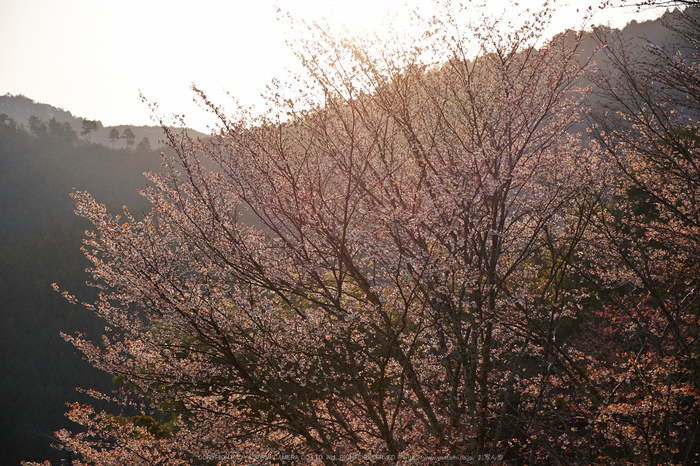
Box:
[24,3,700,466]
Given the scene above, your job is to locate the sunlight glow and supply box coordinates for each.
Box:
[0,0,666,132]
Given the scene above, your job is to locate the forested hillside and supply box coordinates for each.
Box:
[0,94,207,152]
[3,6,700,466]
[0,112,181,465]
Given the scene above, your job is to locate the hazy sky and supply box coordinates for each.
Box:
[0,0,664,133]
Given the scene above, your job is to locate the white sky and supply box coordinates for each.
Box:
[0,0,665,133]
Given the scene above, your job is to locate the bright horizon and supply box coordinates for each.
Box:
[1,0,666,133]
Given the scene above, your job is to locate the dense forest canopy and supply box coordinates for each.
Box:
[3,2,700,466]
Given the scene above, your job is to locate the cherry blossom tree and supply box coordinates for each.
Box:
[31,3,608,465]
[579,7,700,463]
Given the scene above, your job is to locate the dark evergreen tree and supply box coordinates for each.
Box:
[108,128,120,148]
[121,127,135,149]
[136,136,151,152]
[80,119,102,142]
